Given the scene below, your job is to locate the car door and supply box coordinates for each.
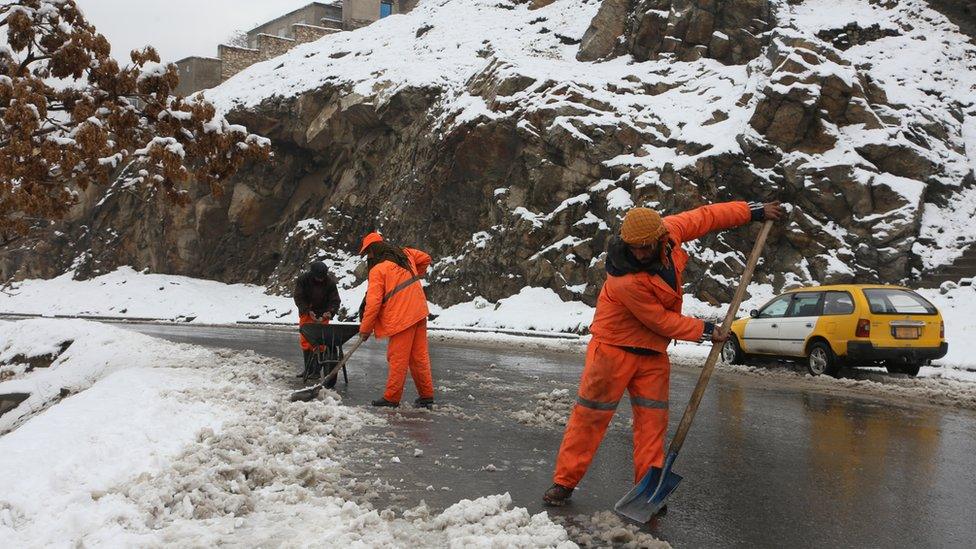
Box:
[742,294,793,354]
[778,292,824,357]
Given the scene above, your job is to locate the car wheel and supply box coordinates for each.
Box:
[807,342,839,377]
[721,336,744,365]
[886,362,921,377]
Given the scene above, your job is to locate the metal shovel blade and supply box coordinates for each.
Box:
[614,452,682,523]
[289,385,322,402]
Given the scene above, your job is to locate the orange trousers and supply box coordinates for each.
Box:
[298,312,326,351]
[383,319,434,403]
[553,340,670,488]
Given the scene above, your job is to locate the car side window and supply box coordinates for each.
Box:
[758,295,792,318]
[787,292,823,317]
[822,291,854,315]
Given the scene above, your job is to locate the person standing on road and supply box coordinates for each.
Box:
[294,261,342,378]
[357,232,435,409]
[543,200,785,508]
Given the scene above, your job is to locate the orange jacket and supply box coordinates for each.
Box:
[360,247,432,338]
[589,202,752,352]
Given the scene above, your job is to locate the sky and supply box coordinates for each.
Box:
[75,0,315,63]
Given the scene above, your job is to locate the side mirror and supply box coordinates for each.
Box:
[749,309,759,318]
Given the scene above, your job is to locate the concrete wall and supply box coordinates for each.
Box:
[343,0,380,30]
[342,0,412,30]
[218,45,261,81]
[174,57,222,96]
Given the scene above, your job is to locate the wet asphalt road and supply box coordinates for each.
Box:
[126,324,976,548]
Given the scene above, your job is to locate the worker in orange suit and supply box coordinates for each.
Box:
[543,200,784,509]
[358,231,435,408]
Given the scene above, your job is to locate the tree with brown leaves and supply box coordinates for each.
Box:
[0,0,271,246]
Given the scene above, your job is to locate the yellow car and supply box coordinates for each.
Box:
[722,284,947,377]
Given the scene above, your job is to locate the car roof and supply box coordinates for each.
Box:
[783,284,912,293]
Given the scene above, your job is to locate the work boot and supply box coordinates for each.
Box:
[542,483,574,506]
[413,396,434,409]
[371,398,399,407]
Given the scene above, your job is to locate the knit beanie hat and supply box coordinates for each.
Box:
[620,207,667,246]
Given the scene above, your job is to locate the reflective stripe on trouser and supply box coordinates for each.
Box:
[383,319,434,403]
[553,340,669,488]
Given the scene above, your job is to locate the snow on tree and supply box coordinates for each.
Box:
[0,0,271,245]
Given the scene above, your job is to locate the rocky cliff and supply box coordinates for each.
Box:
[3,0,975,314]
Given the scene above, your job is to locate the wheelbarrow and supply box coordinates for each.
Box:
[298,321,361,388]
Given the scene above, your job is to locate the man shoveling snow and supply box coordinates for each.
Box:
[543,200,784,511]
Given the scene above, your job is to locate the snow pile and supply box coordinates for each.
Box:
[0,318,213,433]
[511,388,575,428]
[0,320,580,546]
[433,287,595,334]
[0,266,296,323]
[555,511,671,548]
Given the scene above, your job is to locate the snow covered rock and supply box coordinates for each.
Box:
[3,0,975,310]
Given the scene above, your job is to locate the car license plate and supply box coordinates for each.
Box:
[893,326,920,339]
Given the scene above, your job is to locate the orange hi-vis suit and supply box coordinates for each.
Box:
[553,202,753,489]
[360,247,434,403]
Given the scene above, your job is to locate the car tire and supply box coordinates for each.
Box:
[807,342,839,377]
[886,362,921,377]
[721,335,745,365]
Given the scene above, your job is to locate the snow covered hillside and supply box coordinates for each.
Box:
[3,0,975,315]
[0,319,585,546]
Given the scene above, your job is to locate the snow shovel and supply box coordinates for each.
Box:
[615,219,774,523]
[290,337,365,402]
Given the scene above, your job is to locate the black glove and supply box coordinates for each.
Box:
[748,202,765,221]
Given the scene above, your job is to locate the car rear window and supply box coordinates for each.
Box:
[862,289,937,315]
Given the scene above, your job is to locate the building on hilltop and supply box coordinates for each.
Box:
[173,0,415,97]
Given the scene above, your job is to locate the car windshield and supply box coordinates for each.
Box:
[863,289,936,315]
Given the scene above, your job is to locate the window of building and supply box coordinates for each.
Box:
[380,1,393,18]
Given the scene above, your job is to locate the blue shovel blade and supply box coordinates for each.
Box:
[614,453,683,523]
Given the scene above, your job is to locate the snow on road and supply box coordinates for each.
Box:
[0,320,591,547]
[3,266,975,410]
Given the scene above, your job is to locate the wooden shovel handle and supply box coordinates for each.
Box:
[667,220,774,454]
